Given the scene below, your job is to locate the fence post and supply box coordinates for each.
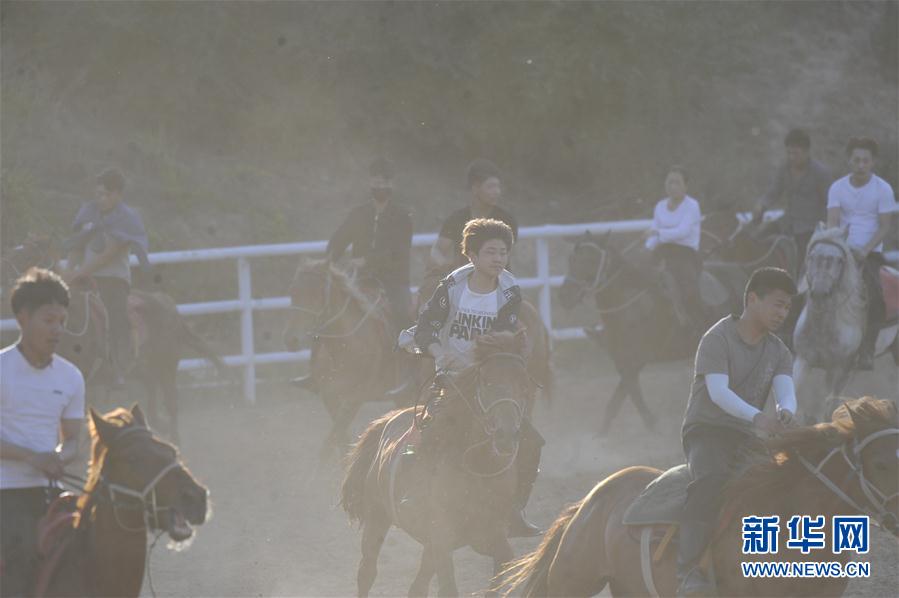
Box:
[237,257,256,404]
[536,237,552,335]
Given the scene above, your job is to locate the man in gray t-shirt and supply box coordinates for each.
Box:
[677,268,798,597]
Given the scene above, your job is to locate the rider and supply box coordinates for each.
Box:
[645,166,705,334]
[427,159,518,273]
[754,128,832,261]
[677,267,798,597]
[1,269,85,597]
[292,157,413,391]
[65,167,148,387]
[410,217,542,538]
[826,137,897,371]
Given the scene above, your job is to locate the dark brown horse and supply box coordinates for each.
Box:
[284,259,405,462]
[40,405,208,597]
[341,330,534,597]
[501,397,899,597]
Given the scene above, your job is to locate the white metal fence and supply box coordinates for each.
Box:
[3,214,896,404]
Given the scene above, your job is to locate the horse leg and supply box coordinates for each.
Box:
[357,507,391,598]
[824,365,854,420]
[408,544,435,598]
[598,376,628,436]
[792,357,816,423]
[428,512,459,598]
[625,369,656,431]
[160,365,180,445]
[487,537,515,598]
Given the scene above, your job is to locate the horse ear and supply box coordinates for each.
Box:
[840,224,850,240]
[817,221,826,232]
[130,403,148,428]
[89,408,117,444]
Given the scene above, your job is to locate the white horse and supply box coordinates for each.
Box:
[793,224,899,422]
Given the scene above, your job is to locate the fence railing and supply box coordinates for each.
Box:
[3,213,896,404]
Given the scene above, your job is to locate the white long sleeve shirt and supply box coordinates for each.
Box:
[646,196,702,251]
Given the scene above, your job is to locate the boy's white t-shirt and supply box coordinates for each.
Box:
[0,344,85,489]
[442,283,500,370]
[827,174,897,252]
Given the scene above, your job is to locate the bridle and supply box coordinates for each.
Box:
[797,427,899,534]
[804,239,854,308]
[442,351,531,478]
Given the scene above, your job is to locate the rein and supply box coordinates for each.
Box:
[568,241,651,314]
[797,427,899,533]
[290,267,386,340]
[442,351,529,478]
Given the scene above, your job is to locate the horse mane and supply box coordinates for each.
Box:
[78,408,139,510]
[723,397,897,511]
[301,258,387,319]
[448,330,529,396]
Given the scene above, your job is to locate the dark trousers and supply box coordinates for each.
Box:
[94,276,131,376]
[382,281,413,331]
[0,487,60,597]
[860,252,886,358]
[678,427,762,579]
[654,244,705,327]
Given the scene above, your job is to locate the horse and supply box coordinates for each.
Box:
[37,404,208,597]
[340,330,534,597]
[558,231,734,433]
[283,259,405,462]
[500,396,899,597]
[793,226,899,422]
[3,238,229,441]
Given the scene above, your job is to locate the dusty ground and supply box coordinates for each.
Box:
[130,342,897,597]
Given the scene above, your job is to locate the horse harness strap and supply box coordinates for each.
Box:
[798,428,899,530]
[639,527,661,598]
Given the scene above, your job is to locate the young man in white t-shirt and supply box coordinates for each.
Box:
[0,268,85,597]
[826,137,898,369]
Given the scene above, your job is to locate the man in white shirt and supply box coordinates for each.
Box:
[826,137,897,370]
[1,268,85,597]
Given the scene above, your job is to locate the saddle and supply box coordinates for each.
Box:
[33,493,80,597]
[881,266,899,322]
[622,465,690,526]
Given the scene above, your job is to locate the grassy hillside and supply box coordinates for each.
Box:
[3,0,896,251]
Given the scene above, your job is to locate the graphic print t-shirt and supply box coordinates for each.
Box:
[442,284,499,370]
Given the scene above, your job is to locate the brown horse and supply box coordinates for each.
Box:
[341,330,534,597]
[284,259,403,462]
[501,397,899,597]
[40,404,208,597]
[3,238,229,441]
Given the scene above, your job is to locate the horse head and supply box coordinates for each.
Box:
[284,259,335,350]
[2,234,59,288]
[768,397,899,536]
[468,329,532,456]
[804,225,860,301]
[87,404,208,543]
[558,230,613,309]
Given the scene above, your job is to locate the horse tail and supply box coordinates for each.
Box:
[340,410,395,524]
[498,501,580,597]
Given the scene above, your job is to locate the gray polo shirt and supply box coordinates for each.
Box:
[682,316,793,437]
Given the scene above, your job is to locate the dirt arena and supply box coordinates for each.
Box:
[135,342,897,597]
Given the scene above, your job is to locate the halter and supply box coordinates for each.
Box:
[804,238,856,310]
[96,427,184,533]
[443,351,530,478]
[797,427,899,533]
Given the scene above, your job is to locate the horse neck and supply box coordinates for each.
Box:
[322,280,369,335]
[84,496,148,597]
[592,260,651,311]
[803,259,866,325]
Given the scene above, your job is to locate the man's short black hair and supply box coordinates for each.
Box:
[369,157,395,179]
[744,267,797,306]
[466,159,501,189]
[845,136,879,158]
[10,268,70,315]
[97,167,126,193]
[784,128,811,150]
